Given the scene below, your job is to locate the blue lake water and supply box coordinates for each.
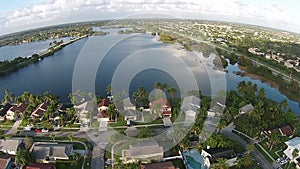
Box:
[0,32,299,114]
[0,37,70,61]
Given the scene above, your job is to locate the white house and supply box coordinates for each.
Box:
[123,98,137,110]
[97,110,109,131]
[181,96,201,126]
[74,101,95,125]
[283,137,300,167]
[6,103,28,121]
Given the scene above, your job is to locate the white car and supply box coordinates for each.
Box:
[41,129,49,133]
[23,126,31,131]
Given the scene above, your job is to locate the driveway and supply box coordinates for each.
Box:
[5,118,21,135]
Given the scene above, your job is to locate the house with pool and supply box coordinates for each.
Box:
[181,149,210,169]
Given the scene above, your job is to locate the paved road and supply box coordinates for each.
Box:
[220,129,274,169]
[4,118,21,135]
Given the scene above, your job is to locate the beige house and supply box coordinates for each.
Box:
[122,140,163,163]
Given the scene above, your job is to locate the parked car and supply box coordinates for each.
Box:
[280,159,288,165]
[41,129,49,133]
[276,157,284,163]
[34,129,42,132]
[23,126,31,132]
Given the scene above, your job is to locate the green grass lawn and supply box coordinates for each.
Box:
[56,157,84,169]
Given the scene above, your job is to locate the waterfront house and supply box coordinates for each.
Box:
[6,103,28,120]
[262,124,294,139]
[0,138,23,155]
[122,140,163,163]
[0,103,12,122]
[239,103,254,114]
[31,142,73,163]
[123,98,137,110]
[121,109,138,121]
[149,98,172,118]
[97,110,109,131]
[98,98,110,111]
[31,102,50,119]
[74,101,95,125]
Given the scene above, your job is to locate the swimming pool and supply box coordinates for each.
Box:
[182,149,208,169]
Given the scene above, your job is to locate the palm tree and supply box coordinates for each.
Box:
[21,91,30,102]
[293,149,299,159]
[167,87,177,98]
[241,154,253,167]
[106,84,112,95]
[154,82,162,89]
[210,158,229,169]
[50,133,56,142]
[68,134,74,142]
[269,131,281,151]
[246,143,255,154]
[16,150,34,168]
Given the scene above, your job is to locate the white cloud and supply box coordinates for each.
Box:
[0,0,299,35]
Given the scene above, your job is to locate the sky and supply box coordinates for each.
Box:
[0,0,299,36]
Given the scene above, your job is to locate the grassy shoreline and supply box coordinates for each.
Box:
[0,35,87,76]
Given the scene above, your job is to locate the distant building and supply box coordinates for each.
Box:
[239,103,254,114]
[122,140,163,163]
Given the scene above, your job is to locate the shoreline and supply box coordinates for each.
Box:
[0,35,88,76]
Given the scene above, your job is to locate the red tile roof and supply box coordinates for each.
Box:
[0,158,10,169]
[98,110,109,118]
[161,111,172,116]
[149,98,171,109]
[98,98,110,107]
[26,163,56,169]
[140,161,179,169]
